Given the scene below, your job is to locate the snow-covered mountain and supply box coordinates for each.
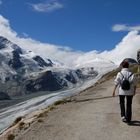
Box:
[0,36,54,76]
[0,36,101,99]
[0,36,118,134]
[75,57,116,75]
[0,36,56,97]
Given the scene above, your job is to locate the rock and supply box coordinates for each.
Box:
[25,71,67,92]
[0,92,11,100]
[33,56,53,67]
[8,50,23,69]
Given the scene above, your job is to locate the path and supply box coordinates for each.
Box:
[2,79,140,140]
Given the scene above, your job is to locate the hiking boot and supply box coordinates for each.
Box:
[121,116,127,122]
[126,120,131,125]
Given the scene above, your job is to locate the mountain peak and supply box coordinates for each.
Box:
[0,36,23,54]
[0,36,10,49]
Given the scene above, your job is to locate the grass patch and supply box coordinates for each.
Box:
[102,67,121,81]
[53,100,66,106]
[129,64,139,73]
[36,100,69,120]
[38,119,44,123]
[49,105,56,111]
[18,122,25,130]
[13,116,23,125]
[129,65,140,88]
[7,134,15,140]
[136,78,140,88]
[37,112,46,118]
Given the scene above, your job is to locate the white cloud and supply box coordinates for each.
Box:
[0,15,140,68]
[0,15,82,67]
[72,30,140,66]
[30,1,64,13]
[0,15,17,38]
[112,24,140,32]
[101,31,140,64]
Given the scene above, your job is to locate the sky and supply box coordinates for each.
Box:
[1,0,140,51]
[0,0,140,66]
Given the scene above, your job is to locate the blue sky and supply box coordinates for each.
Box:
[0,0,140,52]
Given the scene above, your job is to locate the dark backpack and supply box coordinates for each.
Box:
[120,72,133,90]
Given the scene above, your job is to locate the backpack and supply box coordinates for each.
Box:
[120,72,133,90]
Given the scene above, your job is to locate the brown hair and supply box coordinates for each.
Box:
[121,61,129,68]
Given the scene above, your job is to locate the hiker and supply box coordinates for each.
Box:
[112,61,137,124]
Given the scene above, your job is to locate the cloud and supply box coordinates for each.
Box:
[0,15,82,67]
[0,15,17,38]
[0,14,140,69]
[73,30,140,66]
[112,24,140,32]
[30,0,64,13]
[101,31,140,64]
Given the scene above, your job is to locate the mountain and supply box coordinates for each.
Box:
[0,36,56,97]
[75,57,116,75]
[0,36,99,99]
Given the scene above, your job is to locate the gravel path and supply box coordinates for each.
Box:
[2,79,140,140]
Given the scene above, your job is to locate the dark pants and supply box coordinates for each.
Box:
[119,95,133,122]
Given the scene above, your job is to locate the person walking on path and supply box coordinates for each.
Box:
[112,61,137,124]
